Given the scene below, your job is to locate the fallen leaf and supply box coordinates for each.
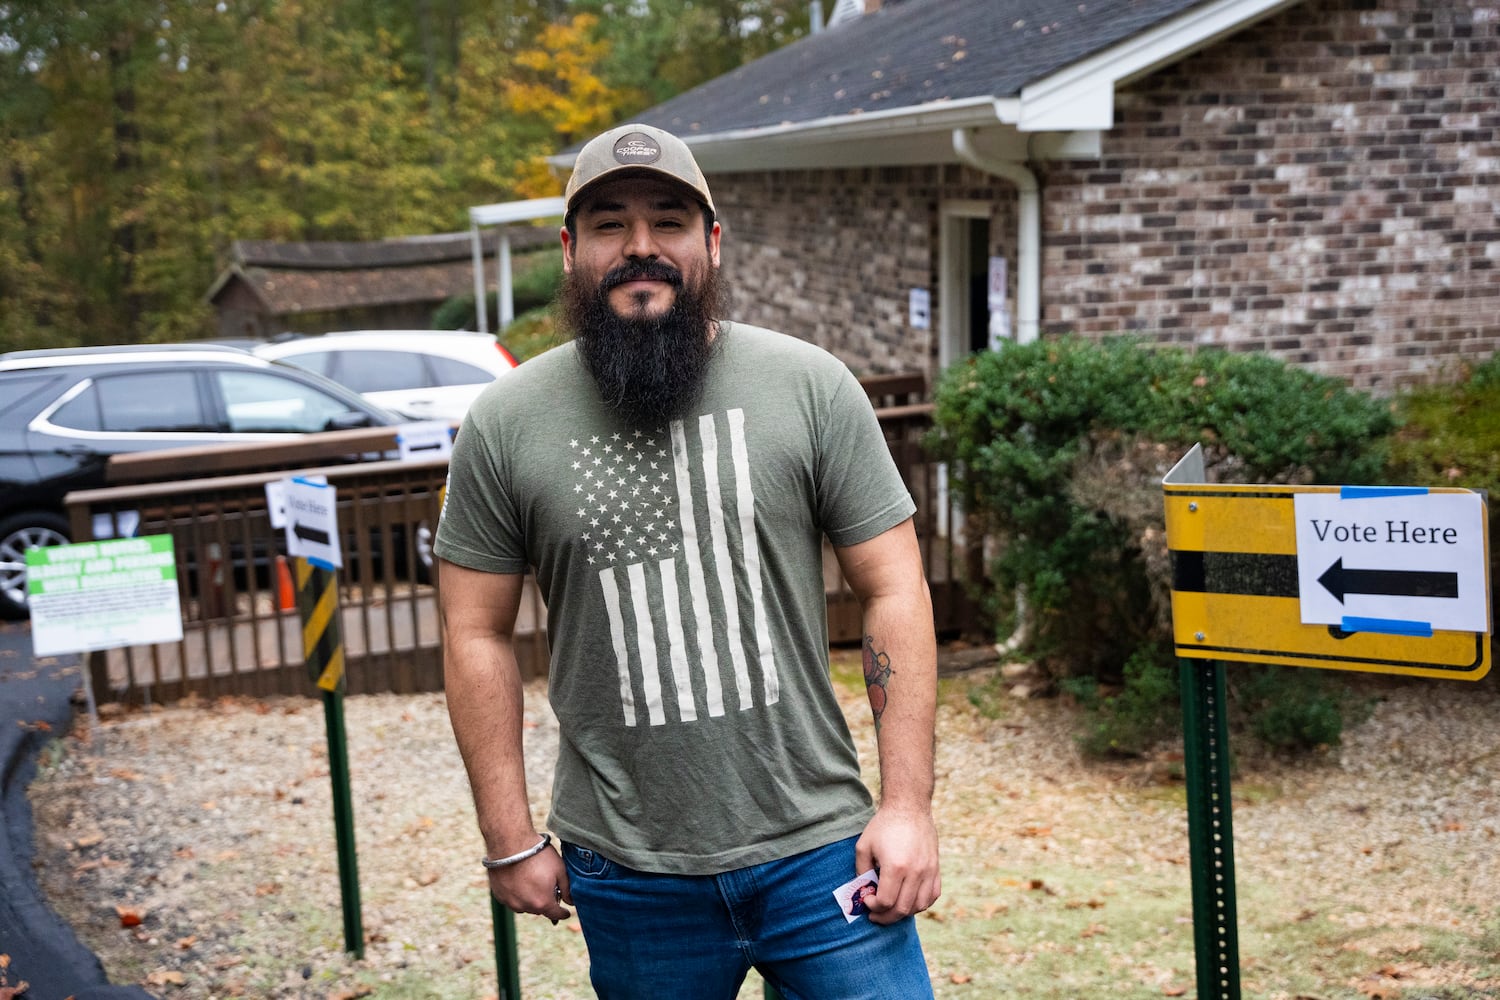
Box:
[70,834,104,850]
[145,970,186,986]
[254,882,282,896]
[1164,987,1187,997]
[109,768,141,781]
[115,905,145,928]
[175,936,197,950]
[949,972,972,984]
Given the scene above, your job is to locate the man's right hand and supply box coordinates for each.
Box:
[487,843,572,924]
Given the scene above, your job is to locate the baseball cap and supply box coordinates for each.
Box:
[564,123,715,216]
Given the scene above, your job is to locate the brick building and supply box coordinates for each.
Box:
[556,0,1498,392]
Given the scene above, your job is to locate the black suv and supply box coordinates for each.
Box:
[0,344,401,617]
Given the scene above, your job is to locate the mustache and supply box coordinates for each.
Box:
[599,260,685,292]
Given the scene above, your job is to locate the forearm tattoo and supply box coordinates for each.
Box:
[862,634,895,730]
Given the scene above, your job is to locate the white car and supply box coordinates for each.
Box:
[254,330,518,422]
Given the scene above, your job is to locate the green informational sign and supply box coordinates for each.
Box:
[27,534,183,657]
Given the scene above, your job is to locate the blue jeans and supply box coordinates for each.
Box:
[561,835,934,1000]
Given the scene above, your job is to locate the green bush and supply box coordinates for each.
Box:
[1385,351,1500,623]
[432,252,564,333]
[927,336,1395,754]
[1231,665,1365,751]
[1063,644,1181,757]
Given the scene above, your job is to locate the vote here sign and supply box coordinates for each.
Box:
[1294,489,1488,636]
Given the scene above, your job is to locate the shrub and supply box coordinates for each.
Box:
[1385,351,1500,623]
[1230,665,1365,751]
[927,336,1395,754]
[432,252,564,333]
[1063,643,1180,757]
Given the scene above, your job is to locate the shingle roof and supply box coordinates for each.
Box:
[208,230,556,315]
[625,0,1212,139]
[231,230,551,271]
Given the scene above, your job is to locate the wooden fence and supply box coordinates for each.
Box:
[70,377,978,706]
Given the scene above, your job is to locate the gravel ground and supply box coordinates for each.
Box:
[25,652,1500,999]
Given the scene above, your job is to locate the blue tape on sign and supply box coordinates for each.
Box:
[1340,486,1429,499]
[310,556,338,572]
[1342,616,1434,637]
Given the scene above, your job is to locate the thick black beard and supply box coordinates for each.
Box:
[562,260,722,428]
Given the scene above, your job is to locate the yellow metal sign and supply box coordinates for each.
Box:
[1164,447,1490,681]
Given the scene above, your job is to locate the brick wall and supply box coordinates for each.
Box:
[714,165,1017,376]
[704,0,1497,391]
[1041,0,1500,391]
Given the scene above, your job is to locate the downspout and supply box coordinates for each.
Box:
[952,127,1040,344]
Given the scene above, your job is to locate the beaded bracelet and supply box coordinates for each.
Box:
[481,833,552,870]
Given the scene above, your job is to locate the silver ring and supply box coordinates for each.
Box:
[555,884,563,902]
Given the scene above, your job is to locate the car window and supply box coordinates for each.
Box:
[215,370,360,433]
[52,372,210,433]
[332,351,431,393]
[282,350,335,378]
[0,372,68,421]
[427,356,496,386]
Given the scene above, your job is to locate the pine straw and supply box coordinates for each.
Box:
[26,651,1500,999]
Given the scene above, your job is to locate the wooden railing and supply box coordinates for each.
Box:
[70,377,977,706]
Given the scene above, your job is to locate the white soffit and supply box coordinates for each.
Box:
[1020,0,1305,130]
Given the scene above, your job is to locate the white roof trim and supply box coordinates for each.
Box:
[1020,0,1305,129]
[469,196,566,227]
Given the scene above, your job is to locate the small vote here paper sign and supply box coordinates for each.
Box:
[1294,490,1488,634]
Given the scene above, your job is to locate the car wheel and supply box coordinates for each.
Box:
[414,519,434,584]
[0,511,70,620]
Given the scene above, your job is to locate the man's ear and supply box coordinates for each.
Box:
[708,221,722,269]
[560,225,575,274]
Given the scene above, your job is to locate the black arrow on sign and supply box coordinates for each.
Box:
[1317,558,1458,603]
[293,522,331,546]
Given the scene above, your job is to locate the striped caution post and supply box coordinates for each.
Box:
[294,557,364,958]
[296,558,346,692]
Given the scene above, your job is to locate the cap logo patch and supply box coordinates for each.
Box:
[613,133,662,165]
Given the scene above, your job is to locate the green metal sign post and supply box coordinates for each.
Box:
[1179,660,1240,1000]
[295,558,364,958]
[491,899,522,999]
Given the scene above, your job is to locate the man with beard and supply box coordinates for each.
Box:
[435,123,939,999]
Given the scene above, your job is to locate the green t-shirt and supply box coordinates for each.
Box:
[435,322,915,875]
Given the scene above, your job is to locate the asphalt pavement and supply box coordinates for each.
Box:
[0,620,152,1000]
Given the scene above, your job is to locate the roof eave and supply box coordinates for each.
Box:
[549,97,1025,173]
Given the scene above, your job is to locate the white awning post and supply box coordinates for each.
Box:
[470,223,488,334]
[497,230,513,329]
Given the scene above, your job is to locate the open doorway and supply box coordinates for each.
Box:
[939,201,1011,369]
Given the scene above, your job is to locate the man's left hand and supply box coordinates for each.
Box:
[854,805,941,925]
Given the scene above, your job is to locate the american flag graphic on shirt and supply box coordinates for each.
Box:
[568,410,779,728]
